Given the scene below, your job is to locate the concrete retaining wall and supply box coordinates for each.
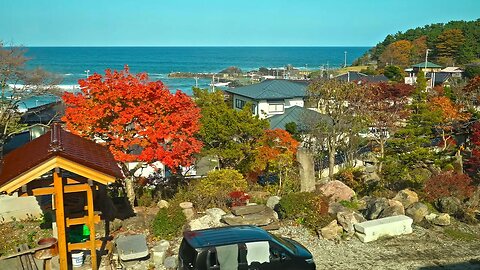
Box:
[0,194,44,222]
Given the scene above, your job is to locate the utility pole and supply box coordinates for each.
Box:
[425,49,431,89]
[85,69,90,78]
[344,51,347,68]
[194,77,199,88]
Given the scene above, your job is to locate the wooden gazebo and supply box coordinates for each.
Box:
[0,123,123,270]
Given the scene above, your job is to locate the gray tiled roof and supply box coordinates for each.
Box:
[224,79,307,100]
[268,106,332,131]
[411,61,442,68]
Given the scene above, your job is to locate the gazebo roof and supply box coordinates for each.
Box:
[0,123,123,194]
[411,62,442,68]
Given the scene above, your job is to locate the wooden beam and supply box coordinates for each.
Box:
[53,169,68,270]
[86,184,98,270]
[56,157,117,185]
[67,240,102,252]
[66,215,101,227]
[0,157,57,194]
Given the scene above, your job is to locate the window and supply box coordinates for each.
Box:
[268,103,284,113]
[207,249,220,269]
[235,99,246,109]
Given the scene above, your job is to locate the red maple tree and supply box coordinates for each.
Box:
[62,66,203,172]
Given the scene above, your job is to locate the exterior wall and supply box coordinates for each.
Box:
[285,97,304,108]
[126,161,165,178]
[0,194,44,222]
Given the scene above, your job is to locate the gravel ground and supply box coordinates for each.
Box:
[277,221,480,270]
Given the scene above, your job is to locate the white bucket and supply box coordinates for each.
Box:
[71,251,84,267]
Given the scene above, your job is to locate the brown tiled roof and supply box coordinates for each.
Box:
[0,123,123,188]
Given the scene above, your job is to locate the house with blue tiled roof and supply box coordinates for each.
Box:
[224,79,307,119]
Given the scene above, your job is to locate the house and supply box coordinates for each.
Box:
[440,67,463,78]
[405,61,443,86]
[334,71,389,84]
[224,79,307,119]
[268,105,331,131]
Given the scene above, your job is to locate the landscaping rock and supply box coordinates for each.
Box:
[436,197,462,215]
[319,180,355,203]
[116,234,149,261]
[337,210,366,235]
[152,240,170,266]
[354,215,413,243]
[433,213,451,226]
[364,197,389,220]
[179,201,193,209]
[379,199,405,218]
[266,196,281,209]
[406,202,429,223]
[189,215,221,231]
[222,207,277,226]
[320,220,343,240]
[157,200,170,209]
[231,204,267,216]
[328,202,348,215]
[182,208,195,220]
[393,189,419,209]
[164,255,178,269]
[205,208,227,223]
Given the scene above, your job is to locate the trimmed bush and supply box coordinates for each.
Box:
[277,192,333,233]
[152,202,186,240]
[424,172,475,202]
[187,169,248,209]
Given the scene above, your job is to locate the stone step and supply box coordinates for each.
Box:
[354,215,413,243]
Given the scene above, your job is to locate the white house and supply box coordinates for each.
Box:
[224,79,307,119]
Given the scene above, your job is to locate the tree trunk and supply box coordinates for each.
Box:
[378,140,385,174]
[125,176,136,207]
[328,138,336,180]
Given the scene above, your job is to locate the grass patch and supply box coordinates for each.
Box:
[444,227,479,241]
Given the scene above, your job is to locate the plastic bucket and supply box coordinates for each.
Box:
[71,251,84,267]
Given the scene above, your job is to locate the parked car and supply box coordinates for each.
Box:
[178,225,316,270]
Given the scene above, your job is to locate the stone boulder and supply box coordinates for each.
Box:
[152,240,170,266]
[393,189,419,209]
[328,202,349,215]
[379,199,405,218]
[436,197,462,215]
[231,205,267,216]
[222,207,277,226]
[157,200,170,209]
[205,208,227,223]
[364,197,389,220]
[266,196,281,209]
[320,220,343,240]
[405,202,429,223]
[179,202,193,209]
[337,210,366,235]
[189,215,224,231]
[434,213,451,226]
[164,256,178,269]
[319,180,355,203]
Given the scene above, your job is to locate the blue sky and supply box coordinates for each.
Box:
[0,0,478,46]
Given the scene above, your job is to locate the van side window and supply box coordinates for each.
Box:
[207,248,220,270]
[269,242,290,262]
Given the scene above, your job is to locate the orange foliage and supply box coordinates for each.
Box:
[380,40,413,67]
[429,96,470,123]
[62,66,203,171]
[252,129,299,174]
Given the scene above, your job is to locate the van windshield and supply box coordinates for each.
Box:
[269,233,297,254]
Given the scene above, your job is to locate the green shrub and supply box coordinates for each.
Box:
[334,167,364,193]
[186,169,248,210]
[152,202,186,240]
[277,192,333,233]
[137,189,154,207]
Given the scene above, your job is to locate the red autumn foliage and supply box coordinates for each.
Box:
[62,66,203,172]
[227,191,251,207]
[465,122,480,179]
[424,171,475,202]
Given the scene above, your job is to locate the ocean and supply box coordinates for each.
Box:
[21,46,369,107]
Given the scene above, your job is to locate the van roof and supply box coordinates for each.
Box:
[183,225,273,249]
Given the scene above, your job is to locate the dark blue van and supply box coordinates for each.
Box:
[178,225,315,270]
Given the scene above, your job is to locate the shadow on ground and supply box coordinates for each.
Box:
[418,259,480,270]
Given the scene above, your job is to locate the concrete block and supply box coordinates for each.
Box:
[116,234,149,261]
[0,195,43,222]
[354,215,413,243]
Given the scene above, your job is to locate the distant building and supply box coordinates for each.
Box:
[405,61,444,87]
[268,105,331,131]
[334,71,389,84]
[224,79,307,119]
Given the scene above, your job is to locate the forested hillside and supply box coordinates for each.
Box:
[354,19,480,67]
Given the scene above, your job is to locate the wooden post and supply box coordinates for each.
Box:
[86,183,97,270]
[53,168,68,270]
